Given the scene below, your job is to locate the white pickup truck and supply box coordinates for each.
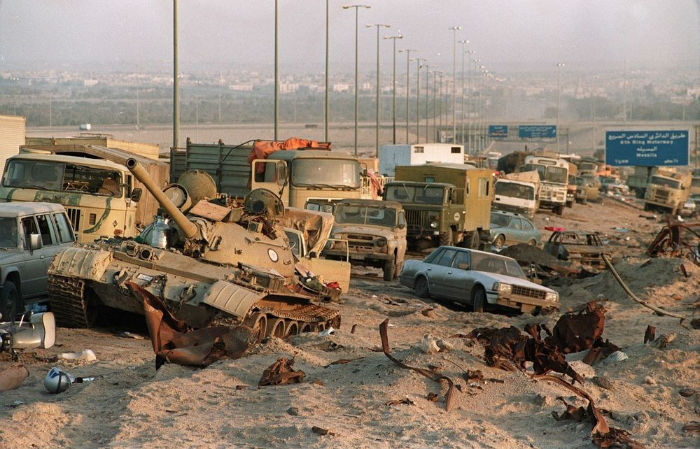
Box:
[492,171,540,219]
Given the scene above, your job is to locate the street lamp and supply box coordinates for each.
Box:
[367,23,391,157]
[424,64,430,142]
[173,0,179,149]
[432,70,440,142]
[458,40,469,146]
[274,0,279,140]
[469,56,480,154]
[556,62,565,152]
[415,57,427,143]
[398,49,416,143]
[324,0,330,141]
[449,25,461,143]
[384,32,403,144]
[342,4,371,156]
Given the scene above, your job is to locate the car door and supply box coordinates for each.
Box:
[426,248,457,298]
[510,218,525,244]
[34,213,62,296]
[444,249,474,304]
[18,216,48,298]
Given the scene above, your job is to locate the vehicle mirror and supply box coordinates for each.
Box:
[397,222,406,229]
[27,233,42,252]
[130,187,143,202]
[457,263,469,270]
[276,162,288,186]
[450,190,458,202]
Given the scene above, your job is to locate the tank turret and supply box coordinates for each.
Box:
[126,158,199,239]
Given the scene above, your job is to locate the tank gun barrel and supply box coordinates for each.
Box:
[126,158,199,239]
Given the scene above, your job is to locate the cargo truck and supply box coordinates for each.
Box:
[383,163,493,249]
[643,170,692,215]
[492,171,540,219]
[520,154,569,215]
[379,143,464,177]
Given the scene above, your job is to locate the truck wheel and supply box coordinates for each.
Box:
[493,234,505,249]
[555,205,564,216]
[0,282,19,322]
[413,276,430,298]
[439,231,454,247]
[472,287,485,313]
[383,261,396,281]
[468,231,480,249]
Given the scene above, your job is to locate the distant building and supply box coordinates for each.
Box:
[228,83,254,92]
[0,115,26,172]
[333,83,350,93]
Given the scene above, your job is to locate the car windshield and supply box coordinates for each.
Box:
[292,159,361,189]
[334,204,397,227]
[0,217,18,249]
[470,252,526,278]
[3,159,123,197]
[521,164,567,184]
[490,213,511,227]
[385,184,445,205]
[495,181,534,200]
[650,176,680,189]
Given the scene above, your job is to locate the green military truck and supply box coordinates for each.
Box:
[383,163,493,250]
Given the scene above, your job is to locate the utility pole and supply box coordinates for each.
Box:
[274,0,279,140]
[324,0,329,141]
[449,25,461,143]
[415,57,427,143]
[398,49,416,143]
[173,0,179,150]
[367,23,391,157]
[556,62,564,152]
[384,32,403,144]
[424,64,429,142]
[458,40,469,146]
[432,71,438,143]
[342,5,371,156]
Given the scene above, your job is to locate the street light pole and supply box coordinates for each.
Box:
[556,62,564,153]
[449,25,461,143]
[384,32,403,144]
[343,4,371,156]
[367,23,391,157]
[274,0,279,140]
[415,57,427,143]
[173,0,179,150]
[432,70,439,143]
[324,0,329,141]
[424,64,430,142]
[458,40,469,146]
[398,49,416,143]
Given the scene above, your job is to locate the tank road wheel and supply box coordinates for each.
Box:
[285,321,299,338]
[244,313,268,344]
[0,282,19,322]
[266,318,286,338]
[472,287,486,313]
[299,322,313,334]
[314,322,326,332]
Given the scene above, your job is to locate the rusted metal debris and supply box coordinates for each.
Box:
[311,426,336,436]
[647,220,700,261]
[467,326,583,384]
[545,302,606,353]
[644,325,656,344]
[258,357,306,387]
[385,398,415,406]
[536,374,644,449]
[131,283,255,368]
[379,319,456,411]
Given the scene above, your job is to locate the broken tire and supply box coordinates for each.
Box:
[414,276,430,298]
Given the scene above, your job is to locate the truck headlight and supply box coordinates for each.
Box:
[545,291,559,302]
[492,282,511,294]
[430,221,438,229]
[376,238,387,247]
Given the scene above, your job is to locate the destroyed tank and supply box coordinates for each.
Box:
[47,158,340,339]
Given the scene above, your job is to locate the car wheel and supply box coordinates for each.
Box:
[528,239,537,246]
[383,261,395,281]
[493,234,505,249]
[413,276,430,298]
[0,282,19,322]
[472,287,485,313]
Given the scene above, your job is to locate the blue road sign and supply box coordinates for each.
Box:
[605,130,688,166]
[488,125,508,138]
[518,125,556,139]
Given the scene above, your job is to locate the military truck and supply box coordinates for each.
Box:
[643,170,692,215]
[322,199,407,281]
[384,163,493,249]
[47,159,343,339]
[170,139,373,209]
[492,171,540,219]
[0,153,144,243]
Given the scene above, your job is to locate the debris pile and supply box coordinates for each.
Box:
[258,358,306,386]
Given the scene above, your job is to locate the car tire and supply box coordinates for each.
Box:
[413,276,430,298]
[383,261,395,281]
[0,282,19,322]
[555,205,564,216]
[472,287,485,313]
[493,234,505,249]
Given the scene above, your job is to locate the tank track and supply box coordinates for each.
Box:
[48,275,94,328]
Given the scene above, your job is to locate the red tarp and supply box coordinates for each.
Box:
[249,138,332,173]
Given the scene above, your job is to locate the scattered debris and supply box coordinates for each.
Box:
[545,301,606,353]
[656,333,676,349]
[0,365,29,392]
[319,327,335,336]
[467,326,583,384]
[643,325,656,344]
[118,331,145,340]
[421,307,436,318]
[594,376,614,390]
[385,398,414,406]
[678,388,695,397]
[131,283,255,368]
[426,392,439,402]
[606,351,628,362]
[646,221,700,261]
[350,324,357,334]
[43,367,99,394]
[419,334,453,354]
[59,349,97,362]
[325,357,363,367]
[287,407,300,416]
[379,319,456,411]
[311,426,336,436]
[682,422,700,433]
[258,358,306,387]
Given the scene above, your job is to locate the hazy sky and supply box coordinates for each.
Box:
[0,1,698,73]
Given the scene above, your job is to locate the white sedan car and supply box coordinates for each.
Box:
[399,246,559,314]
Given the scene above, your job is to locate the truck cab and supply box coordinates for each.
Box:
[644,173,692,215]
[521,155,569,216]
